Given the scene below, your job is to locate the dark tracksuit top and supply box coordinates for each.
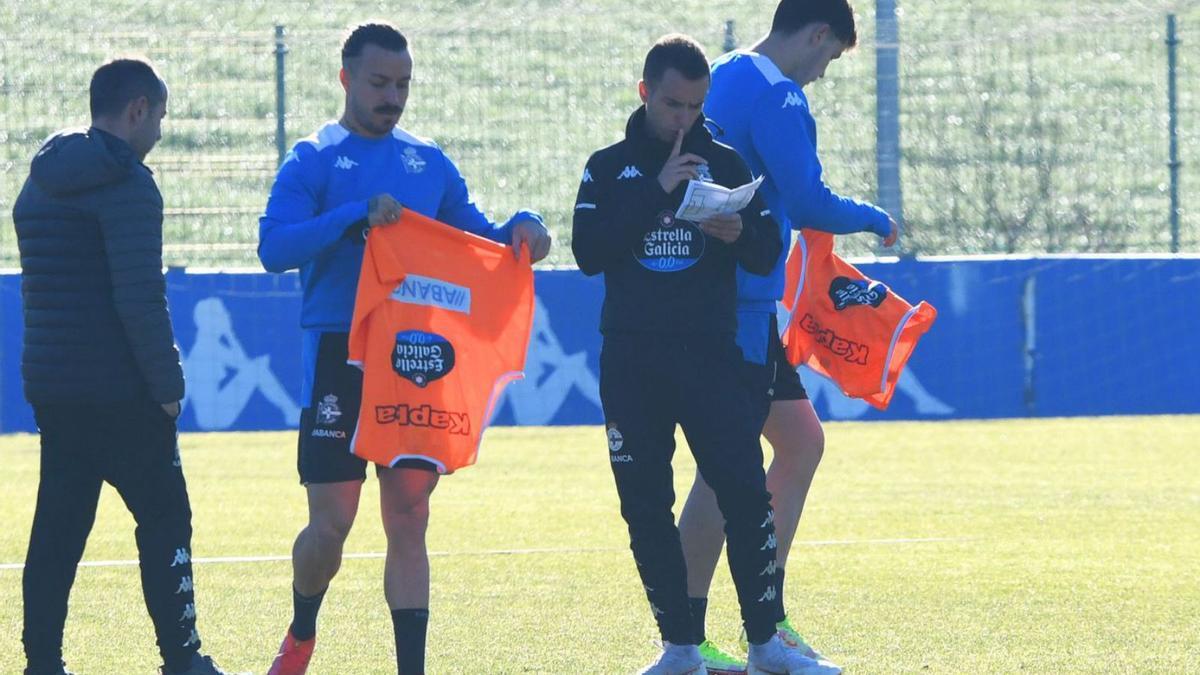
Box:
[571,106,785,646]
[571,106,781,335]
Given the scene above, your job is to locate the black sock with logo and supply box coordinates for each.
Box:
[392,608,429,674]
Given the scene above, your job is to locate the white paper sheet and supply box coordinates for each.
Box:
[674,175,764,222]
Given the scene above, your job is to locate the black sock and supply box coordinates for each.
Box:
[291,586,327,641]
[774,568,787,623]
[391,608,429,675]
[24,658,68,675]
[688,597,708,644]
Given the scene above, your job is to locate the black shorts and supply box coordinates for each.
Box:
[297,332,436,485]
[745,315,809,426]
[766,314,808,403]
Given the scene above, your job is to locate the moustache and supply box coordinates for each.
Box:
[374,106,402,116]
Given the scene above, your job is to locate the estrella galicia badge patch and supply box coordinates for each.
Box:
[392,330,455,387]
[829,276,889,310]
[634,210,705,273]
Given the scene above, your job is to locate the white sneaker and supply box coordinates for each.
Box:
[746,635,841,675]
[638,642,708,675]
[776,618,838,669]
[740,619,834,664]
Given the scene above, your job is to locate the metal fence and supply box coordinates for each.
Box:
[1,0,1197,268]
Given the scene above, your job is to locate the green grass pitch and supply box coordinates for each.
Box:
[1,417,1198,672]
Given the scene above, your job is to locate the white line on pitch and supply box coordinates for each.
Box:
[802,536,971,546]
[0,537,971,571]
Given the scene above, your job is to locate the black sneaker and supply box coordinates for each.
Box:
[159,654,248,675]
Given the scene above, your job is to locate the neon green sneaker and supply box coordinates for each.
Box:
[698,640,747,675]
[775,617,820,660]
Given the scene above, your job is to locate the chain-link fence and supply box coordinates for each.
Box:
[898,3,1200,255]
[2,0,1197,268]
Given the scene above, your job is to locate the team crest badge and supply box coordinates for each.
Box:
[606,424,624,452]
[392,330,455,387]
[316,394,342,425]
[402,147,427,174]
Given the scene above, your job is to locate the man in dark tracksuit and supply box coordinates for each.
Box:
[573,35,832,675]
[12,59,235,675]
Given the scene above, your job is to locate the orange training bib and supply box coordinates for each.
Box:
[781,230,936,410]
[348,211,534,472]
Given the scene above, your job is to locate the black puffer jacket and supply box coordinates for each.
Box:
[12,127,184,405]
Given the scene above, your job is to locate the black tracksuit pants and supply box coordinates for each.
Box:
[600,333,783,645]
[23,396,200,673]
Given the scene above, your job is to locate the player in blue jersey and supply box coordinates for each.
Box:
[676,1,899,672]
[258,23,550,675]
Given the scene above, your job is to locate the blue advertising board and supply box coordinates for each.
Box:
[1,255,1197,434]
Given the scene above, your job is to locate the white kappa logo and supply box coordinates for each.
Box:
[334,155,358,170]
[179,603,197,621]
[169,548,191,567]
[617,165,643,180]
[182,628,200,647]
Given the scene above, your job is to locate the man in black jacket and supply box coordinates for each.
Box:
[12,59,236,675]
[573,35,832,675]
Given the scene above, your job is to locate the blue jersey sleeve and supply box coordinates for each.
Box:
[435,152,515,245]
[258,144,369,273]
[751,84,890,237]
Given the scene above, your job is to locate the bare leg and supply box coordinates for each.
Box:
[378,467,440,609]
[292,481,363,596]
[761,398,824,571]
[678,468,726,598]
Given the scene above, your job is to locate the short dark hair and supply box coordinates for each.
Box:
[643,34,709,87]
[771,0,858,47]
[89,58,164,119]
[342,22,409,70]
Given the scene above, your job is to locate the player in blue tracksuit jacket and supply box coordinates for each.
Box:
[675,2,899,672]
[258,23,550,675]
